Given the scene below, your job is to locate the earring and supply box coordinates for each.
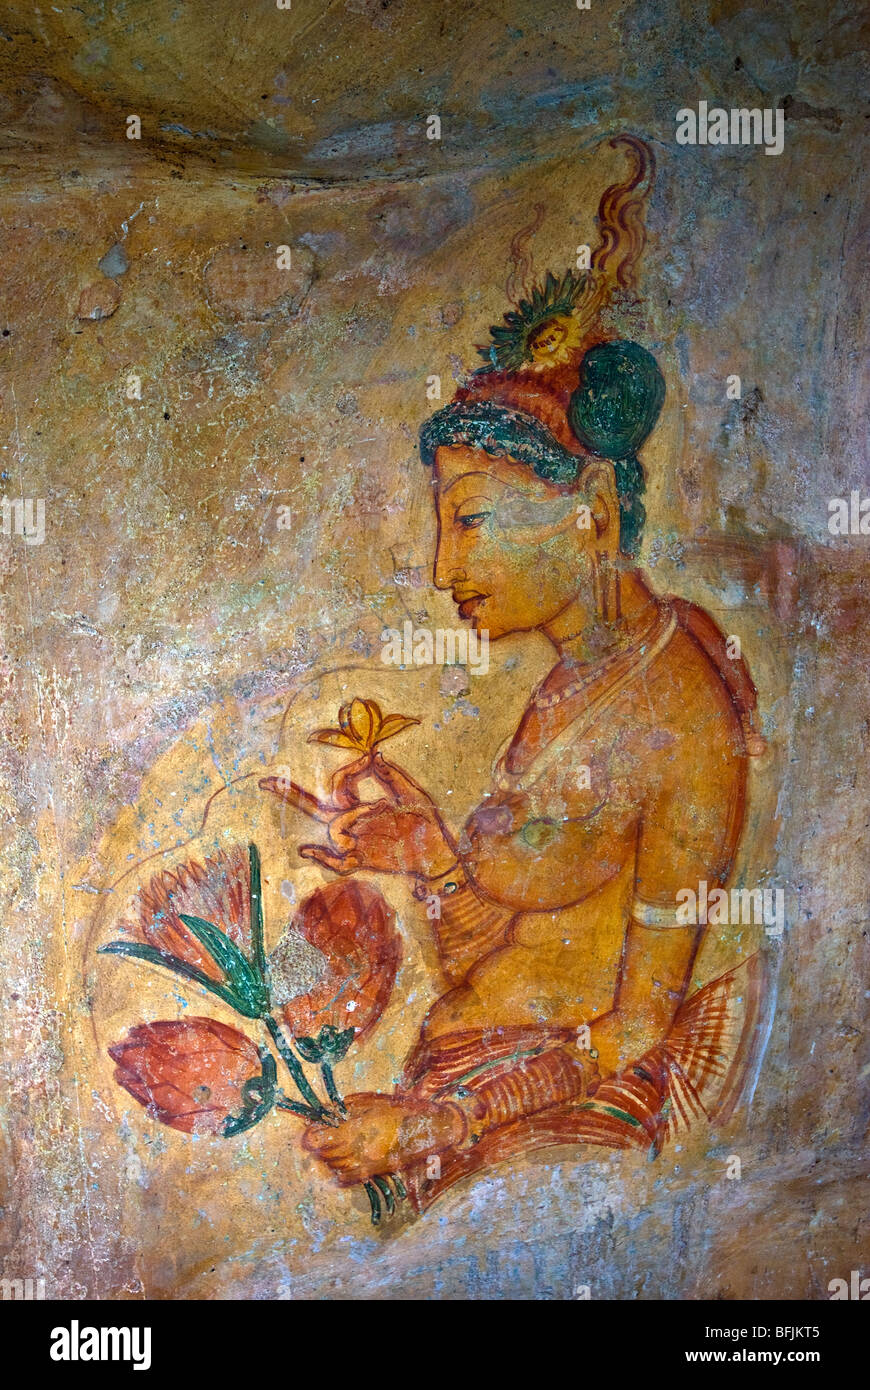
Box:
[593,550,622,623]
[592,550,604,621]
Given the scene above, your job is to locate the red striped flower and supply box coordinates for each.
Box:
[273,880,401,1044]
[116,844,254,981]
[101,843,270,1019]
[108,1018,268,1135]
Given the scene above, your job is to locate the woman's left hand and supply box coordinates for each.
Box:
[302,1092,463,1184]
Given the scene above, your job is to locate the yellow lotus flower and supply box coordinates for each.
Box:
[308,698,420,754]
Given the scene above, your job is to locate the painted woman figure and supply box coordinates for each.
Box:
[263,137,768,1210]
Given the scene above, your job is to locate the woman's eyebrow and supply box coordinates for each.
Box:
[441,471,535,499]
[440,471,500,496]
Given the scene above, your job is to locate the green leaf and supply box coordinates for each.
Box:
[293,1035,323,1064]
[323,1026,356,1062]
[247,1049,277,1099]
[364,1180,381,1225]
[222,1049,277,1137]
[275,1095,321,1120]
[248,843,267,978]
[178,914,270,1019]
[98,941,243,1012]
[177,913,245,980]
[319,1060,345,1113]
[261,1049,277,1087]
[222,1105,268,1137]
[373,1175,395,1216]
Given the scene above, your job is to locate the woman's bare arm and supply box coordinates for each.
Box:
[586,917,701,1076]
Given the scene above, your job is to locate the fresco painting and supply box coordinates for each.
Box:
[0,0,867,1307]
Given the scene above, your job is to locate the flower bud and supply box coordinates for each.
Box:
[108,1017,262,1134]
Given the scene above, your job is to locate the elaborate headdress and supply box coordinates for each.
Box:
[419,135,664,557]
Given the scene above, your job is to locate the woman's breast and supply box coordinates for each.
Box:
[426,864,634,1035]
[508,855,631,945]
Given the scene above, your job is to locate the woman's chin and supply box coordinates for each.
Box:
[456,600,510,639]
[472,615,506,640]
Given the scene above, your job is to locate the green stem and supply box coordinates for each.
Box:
[265,1015,328,1117]
[248,842,267,979]
[373,1175,395,1216]
[364,1181,381,1225]
[320,1061,347,1116]
[276,1096,322,1121]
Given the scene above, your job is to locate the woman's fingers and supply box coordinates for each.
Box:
[304,1143,360,1174]
[299,844,358,874]
[299,797,395,871]
[330,753,373,810]
[370,753,429,804]
[313,1154,384,1186]
[259,775,337,824]
[260,758,398,820]
[320,1153,359,1172]
[302,1134,365,1180]
[302,1123,335,1152]
[307,1136,354,1160]
[261,756,425,825]
[328,798,392,852]
[333,1166,369,1186]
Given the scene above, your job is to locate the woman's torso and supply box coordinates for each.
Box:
[423,615,749,1037]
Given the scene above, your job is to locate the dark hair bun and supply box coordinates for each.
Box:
[567,340,665,459]
[568,341,665,559]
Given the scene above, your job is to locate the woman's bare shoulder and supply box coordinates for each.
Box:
[619,623,746,763]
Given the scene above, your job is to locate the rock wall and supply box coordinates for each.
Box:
[0,0,867,1300]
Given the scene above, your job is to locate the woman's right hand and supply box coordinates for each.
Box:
[259,752,458,880]
[302,1091,464,1184]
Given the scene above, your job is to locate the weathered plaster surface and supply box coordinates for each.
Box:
[0,0,867,1299]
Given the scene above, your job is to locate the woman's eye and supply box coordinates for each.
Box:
[457,511,490,529]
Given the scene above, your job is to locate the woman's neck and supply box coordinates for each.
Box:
[541,568,660,668]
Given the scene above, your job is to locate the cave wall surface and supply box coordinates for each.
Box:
[0,0,867,1300]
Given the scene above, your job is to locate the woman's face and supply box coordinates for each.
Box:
[432,444,594,640]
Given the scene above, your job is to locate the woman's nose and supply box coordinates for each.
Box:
[433,529,463,591]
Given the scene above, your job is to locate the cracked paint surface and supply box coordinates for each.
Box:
[0,0,867,1300]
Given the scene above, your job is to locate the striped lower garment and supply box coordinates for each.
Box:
[399,951,767,1212]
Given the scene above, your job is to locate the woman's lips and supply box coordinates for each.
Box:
[455,593,487,620]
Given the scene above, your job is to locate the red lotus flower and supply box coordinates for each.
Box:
[117,844,254,982]
[272,880,400,1043]
[108,1017,268,1135]
[101,853,407,1220]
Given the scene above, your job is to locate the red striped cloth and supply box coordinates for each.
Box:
[431,880,515,984]
[400,952,766,1210]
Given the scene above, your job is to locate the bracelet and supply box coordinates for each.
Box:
[412,863,465,902]
[441,1088,486,1149]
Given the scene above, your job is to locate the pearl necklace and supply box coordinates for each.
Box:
[493,607,678,794]
[532,607,667,709]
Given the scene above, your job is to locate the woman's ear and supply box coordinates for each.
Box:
[580,460,620,540]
